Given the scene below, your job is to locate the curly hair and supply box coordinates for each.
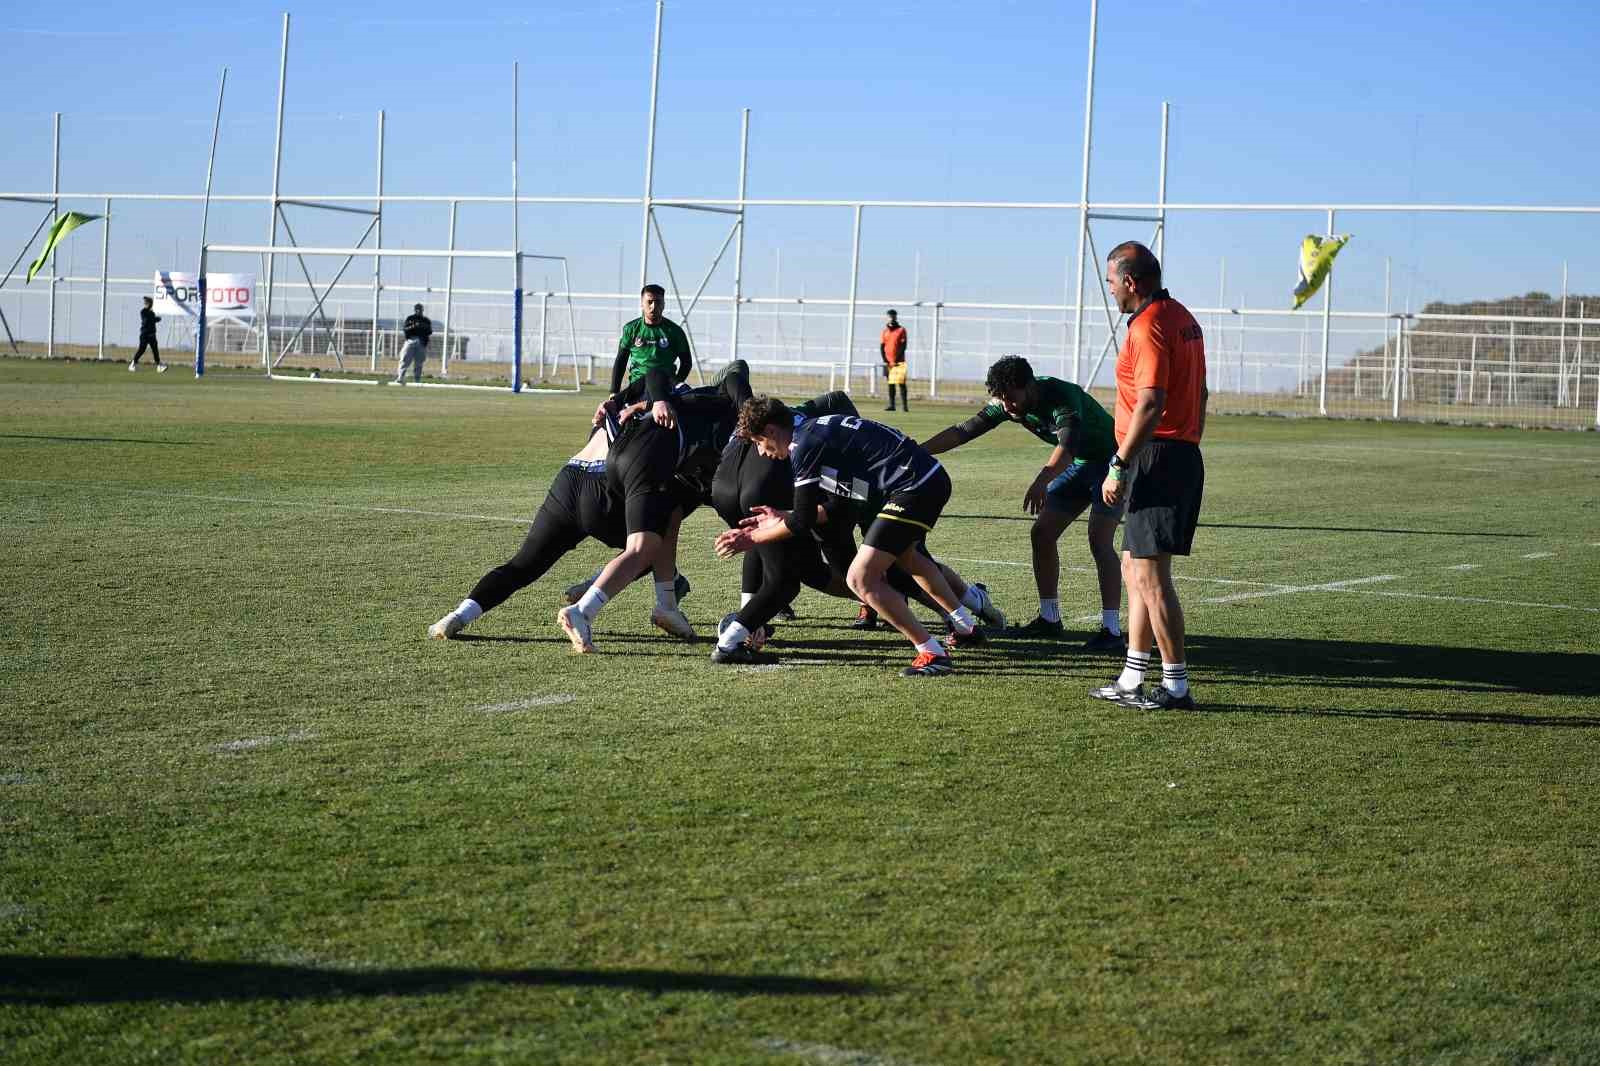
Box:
[984,355,1035,397]
[735,395,793,440]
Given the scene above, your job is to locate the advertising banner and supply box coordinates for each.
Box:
[153,272,256,324]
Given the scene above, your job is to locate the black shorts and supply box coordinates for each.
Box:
[1122,440,1204,558]
[606,420,682,536]
[862,466,952,557]
[549,461,627,549]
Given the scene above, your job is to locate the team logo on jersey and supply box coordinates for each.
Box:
[633,338,645,349]
[657,337,669,348]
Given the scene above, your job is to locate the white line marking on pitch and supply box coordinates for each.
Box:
[0,773,35,785]
[1299,444,1600,465]
[212,731,317,753]
[944,558,1284,589]
[1327,588,1600,614]
[1520,552,1554,559]
[756,1037,914,1066]
[1445,564,1479,571]
[473,694,576,712]
[1196,574,1399,606]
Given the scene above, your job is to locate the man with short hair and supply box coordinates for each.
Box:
[394,303,433,383]
[920,354,1124,652]
[610,284,693,419]
[130,297,166,372]
[717,399,985,677]
[1092,241,1208,711]
[879,309,908,412]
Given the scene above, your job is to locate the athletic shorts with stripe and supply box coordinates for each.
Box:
[862,465,953,557]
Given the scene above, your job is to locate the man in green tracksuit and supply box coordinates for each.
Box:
[609,283,693,408]
[920,354,1127,653]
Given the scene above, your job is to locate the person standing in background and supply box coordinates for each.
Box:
[880,309,908,412]
[394,303,433,384]
[130,296,166,372]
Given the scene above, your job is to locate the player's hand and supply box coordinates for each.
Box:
[715,527,753,558]
[1023,476,1049,516]
[651,400,677,428]
[592,399,616,426]
[1102,475,1125,508]
[617,401,649,425]
[749,504,784,521]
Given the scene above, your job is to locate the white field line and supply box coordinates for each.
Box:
[0,478,533,525]
[756,1037,916,1066]
[1327,587,1600,614]
[1194,574,1400,606]
[211,731,317,753]
[1521,552,1555,559]
[1297,443,1600,465]
[473,694,576,712]
[0,773,36,785]
[1445,563,1480,571]
[944,557,1285,589]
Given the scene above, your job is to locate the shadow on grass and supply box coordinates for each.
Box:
[0,433,195,446]
[0,955,882,1006]
[942,512,1533,538]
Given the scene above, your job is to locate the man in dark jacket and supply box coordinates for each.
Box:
[394,303,433,383]
[130,297,166,372]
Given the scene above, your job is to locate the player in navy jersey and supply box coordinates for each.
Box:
[716,398,985,677]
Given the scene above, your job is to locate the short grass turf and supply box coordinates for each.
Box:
[2,358,1598,1065]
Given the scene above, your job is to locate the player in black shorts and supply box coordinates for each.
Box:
[716,397,986,677]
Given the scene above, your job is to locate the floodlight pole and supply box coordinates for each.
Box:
[1318,207,1334,415]
[97,197,110,360]
[731,108,750,363]
[512,61,523,394]
[49,113,59,360]
[195,68,227,378]
[1069,0,1098,384]
[442,199,457,375]
[639,0,664,289]
[843,205,862,393]
[371,111,385,373]
[263,13,289,372]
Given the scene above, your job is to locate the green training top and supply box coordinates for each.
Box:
[960,375,1116,462]
[611,316,693,393]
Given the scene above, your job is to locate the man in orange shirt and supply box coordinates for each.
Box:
[880,309,909,412]
[1092,241,1208,711]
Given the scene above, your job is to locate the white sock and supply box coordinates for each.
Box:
[960,585,983,613]
[740,592,754,608]
[455,598,483,623]
[1101,609,1121,635]
[718,620,750,651]
[1038,598,1061,623]
[1118,649,1152,690]
[654,580,678,612]
[915,638,946,657]
[948,606,977,635]
[576,586,609,621]
[1161,662,1189,697]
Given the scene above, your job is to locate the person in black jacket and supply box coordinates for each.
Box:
[130,297,166,372]
[394,303,433,384]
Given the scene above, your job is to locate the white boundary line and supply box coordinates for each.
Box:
[1328,588,1600,614]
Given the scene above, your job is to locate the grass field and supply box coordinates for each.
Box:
[3,358,1598,1065]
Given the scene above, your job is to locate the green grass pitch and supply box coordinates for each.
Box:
[3,358,1598,1064]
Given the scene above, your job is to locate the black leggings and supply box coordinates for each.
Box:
[133,338,161,364]
[467,468,622,613]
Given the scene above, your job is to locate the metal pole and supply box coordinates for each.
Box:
[263,13,289,371]
[195,69,226,378]
[539,290,550,379]
[638,0,664,288]
[48,113,60,359]
[97,197,110,360]
[441,200,456,374]
[731,108,750,364]
[1155,101,1169,264]
[512,61,523,393]
[843,205,863,393]
[931,302,942,399]
[1391,316,1403,418]
[1069,0,1098,384]
[1318,208,1334,415]
[1468,334,1477,404]
[370,111,384,373]
[1558,260,1569,406]
[1508,319,1517,406]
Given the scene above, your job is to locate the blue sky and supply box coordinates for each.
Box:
[4,0,1600,346]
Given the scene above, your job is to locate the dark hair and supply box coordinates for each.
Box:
[985,354,1034,396]
[142,296,153,306]
[413,303,423,312]
[641,283,666,300]
[736,395,793,439]
[886,308,898,317]
[1107,241,1162,287]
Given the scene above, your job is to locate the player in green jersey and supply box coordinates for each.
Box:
[920,355,1126,653]
[609,283,693,424]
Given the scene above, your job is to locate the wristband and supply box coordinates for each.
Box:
[1107,465,1125,482]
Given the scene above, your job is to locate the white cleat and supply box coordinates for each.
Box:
[156,364,169,374]
[650,605,696,640]
[972,582,1006,628]
[558,605,595,653]
[128,362,137,372]
[428,612,465,640]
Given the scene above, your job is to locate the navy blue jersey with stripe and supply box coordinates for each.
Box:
[790,414,942,510]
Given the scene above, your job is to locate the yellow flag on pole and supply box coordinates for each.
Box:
[1292,233,1351,310]
[27,211,102,283]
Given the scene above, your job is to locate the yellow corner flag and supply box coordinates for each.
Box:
[1292,233,1351,310]
[26,211,102,283]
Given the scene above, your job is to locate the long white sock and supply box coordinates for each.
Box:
[576,586,609,621]
[915,638,947,657]
[960,585,984,613]
[1161,662,1189,697]
[654,580,678,612]
[1118,649,1152,690]
[718,620,750,651]
[455,598,483,623]
[1101,609,1121,635]
[740,592,754,608]
[948,606,977,635]
[1038,598,1061,623]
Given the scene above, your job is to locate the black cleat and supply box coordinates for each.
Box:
[901,652,954,677]
[1090,680,1146,705]
[674,573,692,602]
[710,643,772,665]
[1005,616,1065,640]
[850,604,880,630]
[947,626,988,649]
[1082,626,1127,655]
[776,602,797,621]
[1139,686,1196,711]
